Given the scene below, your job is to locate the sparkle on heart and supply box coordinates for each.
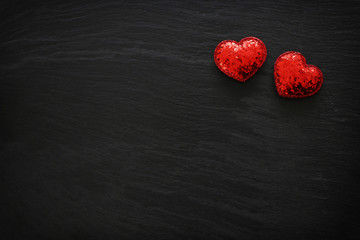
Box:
[214,37,267,82]
[274,51,323,98]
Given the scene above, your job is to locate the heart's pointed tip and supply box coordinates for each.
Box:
[235,78,247,83]
[276,86,322,98]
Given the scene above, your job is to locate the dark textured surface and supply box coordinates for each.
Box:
[1,1,360,239]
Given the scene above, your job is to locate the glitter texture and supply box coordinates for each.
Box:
[274,51,323,98]
[214,37,267,82]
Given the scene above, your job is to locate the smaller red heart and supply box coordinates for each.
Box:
[274,51,323,98]
[214,37,267,82]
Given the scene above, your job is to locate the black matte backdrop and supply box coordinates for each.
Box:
[1,1,360,239]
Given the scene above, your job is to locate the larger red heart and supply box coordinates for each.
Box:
[274,51,323,98]
[214,37,267,82]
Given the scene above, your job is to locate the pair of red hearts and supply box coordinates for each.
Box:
[214,37,323,98]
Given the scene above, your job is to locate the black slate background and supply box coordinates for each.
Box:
[1,1,360,239]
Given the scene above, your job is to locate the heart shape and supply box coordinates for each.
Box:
[274,51,323,98]
[214,37,267,82]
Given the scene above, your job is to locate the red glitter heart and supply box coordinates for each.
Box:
[274,51,323,98]
[214,37,267,82]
